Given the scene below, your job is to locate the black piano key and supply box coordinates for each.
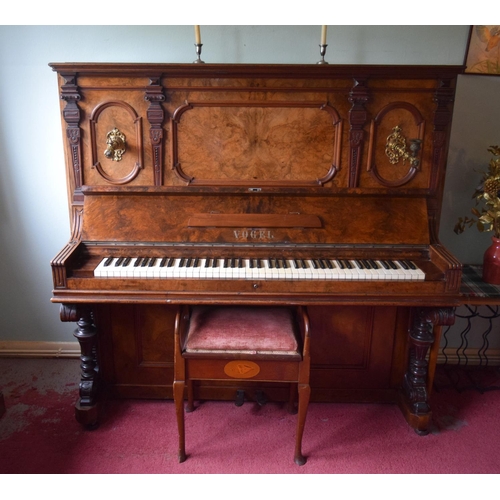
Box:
[268,259,274,269]
[167,258,175,267]
[380,260,390,269]
[185,258,192,267]
[179,258,186,267]
[104,257,113,267]
[148,258,157,267]
[293,259,300,269]
[256,259,262,268]
[345,260,353,269]
[337,260,345,269]
[114,257,124,266]
[301,259,309,269]
[327,259,336,269]
[397,260,409,270]
[281,259,288,269]
[193,258,199,267]
[204,258,210,268]
[160,257,167,267]
[388,260,398,270]
[407,260,417,270]
[354,260,364,269]
[213,258,219,268]
[122,257,131,267]
[275,259,281,269]
[141,258,149,267]
[134,258,141,267]
[369,259,379,269]
[237,258,243,268]
[249,259,254,269]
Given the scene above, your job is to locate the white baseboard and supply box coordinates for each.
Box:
[0,341,80,358]
[1,342,499,366]
[437,348,500,366]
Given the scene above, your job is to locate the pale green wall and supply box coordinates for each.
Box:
[1,25,494,345]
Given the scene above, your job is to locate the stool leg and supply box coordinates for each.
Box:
[294,382,310,466]
[173,380,187,463]
[287,383,297,414]
[186,379,195,413]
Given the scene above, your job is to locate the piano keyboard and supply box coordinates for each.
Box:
[94,257,425,281]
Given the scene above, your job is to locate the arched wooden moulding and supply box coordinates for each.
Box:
[367,102,425,188]
[90,101,143,185]
[171,100,342,187]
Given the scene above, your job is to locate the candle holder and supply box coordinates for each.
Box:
[193,43,205,64]
[317,44,328,65]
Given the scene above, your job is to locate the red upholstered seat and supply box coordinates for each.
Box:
[184,306,299,356]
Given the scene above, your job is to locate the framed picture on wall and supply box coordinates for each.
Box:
[465,25,500,75]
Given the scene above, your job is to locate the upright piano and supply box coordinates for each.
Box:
[50,62,463,434]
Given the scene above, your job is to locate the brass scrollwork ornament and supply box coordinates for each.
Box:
[104,128,126,162]
[385,125,422,168]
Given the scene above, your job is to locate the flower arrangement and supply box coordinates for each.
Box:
[454,145,500,239]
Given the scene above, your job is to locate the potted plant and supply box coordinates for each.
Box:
[454,145,500,284]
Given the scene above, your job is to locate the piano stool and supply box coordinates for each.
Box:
[173,305,311,465]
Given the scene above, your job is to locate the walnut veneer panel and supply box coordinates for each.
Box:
[80,191,430,245]
[173,103,340,186]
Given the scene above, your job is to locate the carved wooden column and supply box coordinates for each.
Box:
[60,72,83,203]
[400,307,455,434]
[145,76,166,186]
[430,78,455,192]
[60,304,99,427]
[348,78,369,187]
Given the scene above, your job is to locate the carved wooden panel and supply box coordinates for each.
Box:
[171,102,342,187]
[89,101,143,185]
[367,101,425,187]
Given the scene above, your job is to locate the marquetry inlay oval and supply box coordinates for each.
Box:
[224,360,261,379]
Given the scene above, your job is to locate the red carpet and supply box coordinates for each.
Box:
[1,358,499,474]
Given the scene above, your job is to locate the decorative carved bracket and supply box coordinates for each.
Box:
[402,307,455,430]
[60,305,99,411]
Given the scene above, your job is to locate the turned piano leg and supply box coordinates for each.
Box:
[399,307,455,435]
[60,304,100,428]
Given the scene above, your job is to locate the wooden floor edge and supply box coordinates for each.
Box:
[0,341,80,358]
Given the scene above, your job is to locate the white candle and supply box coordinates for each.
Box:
[321,25,327,45]
[194,25,201,45]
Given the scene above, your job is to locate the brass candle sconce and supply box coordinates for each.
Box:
[385,125,422,167]
[104,128,126,162]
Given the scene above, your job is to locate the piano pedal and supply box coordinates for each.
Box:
[235,389,245,407]
[255,390,267,407]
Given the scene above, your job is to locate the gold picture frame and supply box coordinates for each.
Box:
[465,25,500,75]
